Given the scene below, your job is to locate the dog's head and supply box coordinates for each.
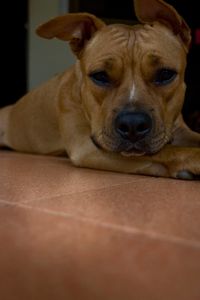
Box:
[37,0,191,156]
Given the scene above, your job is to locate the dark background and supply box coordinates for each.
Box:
[1,0,200,132]
[1,0,28,108]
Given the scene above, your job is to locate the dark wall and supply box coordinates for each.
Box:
[1,0,28,108]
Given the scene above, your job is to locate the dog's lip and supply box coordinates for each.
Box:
[91,134,148,156]
[91,134,162,156]
[121,148,146,157]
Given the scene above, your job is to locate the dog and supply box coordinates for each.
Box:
[0,0,200,179]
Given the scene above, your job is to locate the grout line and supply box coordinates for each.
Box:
[0,198,200,249]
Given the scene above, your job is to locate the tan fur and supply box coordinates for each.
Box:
[0,0,200,179]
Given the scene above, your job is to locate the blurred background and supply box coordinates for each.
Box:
[1,0,200,132]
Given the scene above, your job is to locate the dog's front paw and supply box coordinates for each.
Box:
[175,170,195,180]
[174,163,200,181]
[168,149,200,180]
[176,170,200,180]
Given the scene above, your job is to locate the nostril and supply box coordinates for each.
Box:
[137,122,151,134]
[118,123,130,135]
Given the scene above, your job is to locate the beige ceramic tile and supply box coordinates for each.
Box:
[0,151,144,203]
[22,180,200,243]
[0,203,200,300]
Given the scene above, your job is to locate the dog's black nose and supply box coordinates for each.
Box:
[115,111,152,142]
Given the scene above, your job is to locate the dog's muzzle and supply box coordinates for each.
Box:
[91,110,163,156]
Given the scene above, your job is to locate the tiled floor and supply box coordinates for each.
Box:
[0,150,200,300]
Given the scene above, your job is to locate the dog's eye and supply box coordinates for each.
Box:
[89,71,111,87]
[154,68,177,85]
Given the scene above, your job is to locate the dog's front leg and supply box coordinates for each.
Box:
[60,111,200,179]
[69,135,200,180]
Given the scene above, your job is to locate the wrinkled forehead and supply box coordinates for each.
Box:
[82,23,186,71]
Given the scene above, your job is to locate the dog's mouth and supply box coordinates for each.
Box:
[91,131,169,156]
[121,147,146,157]
[91,135,146,156]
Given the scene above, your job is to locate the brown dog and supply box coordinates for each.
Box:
[0,0,200,179]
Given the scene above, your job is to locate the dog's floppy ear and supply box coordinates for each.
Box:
[36,13,105,57]
[134,0,191,51]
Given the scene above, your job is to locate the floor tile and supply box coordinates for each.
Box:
[0,203,200,300]
[0,151,143,203]
[23,178,200,244]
